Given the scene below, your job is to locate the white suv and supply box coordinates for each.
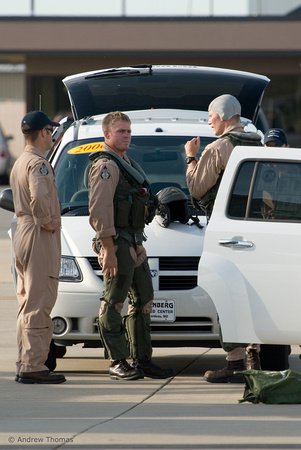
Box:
[1,65,270,356]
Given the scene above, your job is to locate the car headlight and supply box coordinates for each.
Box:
[59,256,82,282]
[52,317,67,334]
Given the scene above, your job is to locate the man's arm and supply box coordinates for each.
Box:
[29,160,57,228]
[89,159,120,277]
[186,147,220,198]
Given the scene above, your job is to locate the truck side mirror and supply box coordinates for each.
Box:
[0,188,14,212]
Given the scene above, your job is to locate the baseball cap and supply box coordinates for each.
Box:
[208,94,241,120]
[21,111,60,134]
[263,128,288,146]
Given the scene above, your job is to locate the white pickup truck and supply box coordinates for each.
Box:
[198,145,301,362]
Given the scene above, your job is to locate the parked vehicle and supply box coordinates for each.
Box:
[0,65,270,361]
[0,124,13,184]
[198,145,301,347]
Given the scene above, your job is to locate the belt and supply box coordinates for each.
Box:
[115,229,147,245]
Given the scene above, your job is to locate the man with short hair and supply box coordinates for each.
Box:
[185,95,261,383]
[11,110,65,384]
[89,111,175,380]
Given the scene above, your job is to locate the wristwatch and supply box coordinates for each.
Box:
[185,156,197,164]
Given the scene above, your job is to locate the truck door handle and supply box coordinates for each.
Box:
[218,239,254,248]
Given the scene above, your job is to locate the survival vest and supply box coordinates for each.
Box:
[89,151,157,246]
[192,131,262,215]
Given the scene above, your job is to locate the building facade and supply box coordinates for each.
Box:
[0,12,301,156]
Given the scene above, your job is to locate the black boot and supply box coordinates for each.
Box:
[204,359,246,383]
[246,349,261,370]
[109,359,144,380]
[132,356,175,379]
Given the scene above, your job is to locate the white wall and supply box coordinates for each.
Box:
[249,0,301,15]
[0,68,26,160]
[0,100,26,161]
[1,0,301,17]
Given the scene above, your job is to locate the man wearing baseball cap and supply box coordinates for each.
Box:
[10,111,65,384]
[264,128,289,147]
[21,110,61,133]
[262,127,291,372]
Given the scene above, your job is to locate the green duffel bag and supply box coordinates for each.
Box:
[237,370,301,404]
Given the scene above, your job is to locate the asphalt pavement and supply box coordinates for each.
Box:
[1,235,301,450]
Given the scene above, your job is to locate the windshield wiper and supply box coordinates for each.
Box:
[85,64,152,80]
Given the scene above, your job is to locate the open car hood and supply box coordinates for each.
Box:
[63,65,270,124]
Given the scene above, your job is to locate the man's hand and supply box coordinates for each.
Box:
[100,236,118,277]
[185,137,200,157]
[101,248,118,277]
[42,215,58,234]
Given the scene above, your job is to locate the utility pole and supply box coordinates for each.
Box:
[31,0,35,16]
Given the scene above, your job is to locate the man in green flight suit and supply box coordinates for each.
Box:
[89,111,175,380]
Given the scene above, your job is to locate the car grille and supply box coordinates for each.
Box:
[87,256,199,291]
[93,316,213,334]
[150,316,212,332]
[159,256,199,270]
[87,257,102,271]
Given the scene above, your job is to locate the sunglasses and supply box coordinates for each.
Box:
[44,127,54,134]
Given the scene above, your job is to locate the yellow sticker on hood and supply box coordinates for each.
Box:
[68,142,104,154]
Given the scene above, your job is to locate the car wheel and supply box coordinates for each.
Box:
[259,344,291,371]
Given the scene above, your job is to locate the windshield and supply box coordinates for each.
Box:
[54,135,214,213]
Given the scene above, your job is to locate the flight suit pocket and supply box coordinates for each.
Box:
[131,194,147,229]
[115,199,131,228]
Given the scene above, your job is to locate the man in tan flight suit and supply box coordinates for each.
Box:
[10,110,66,384]
[185,94,261,383]
[89,111,175,380]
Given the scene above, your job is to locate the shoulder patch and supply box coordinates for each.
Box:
[39,163,49,176]
[100,166,110,180]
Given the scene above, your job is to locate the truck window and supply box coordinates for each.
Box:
[227,161,255,218]
[228,161,301,221]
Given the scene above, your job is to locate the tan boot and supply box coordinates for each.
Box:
[204,359,246,383]
[246,349,261,370]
